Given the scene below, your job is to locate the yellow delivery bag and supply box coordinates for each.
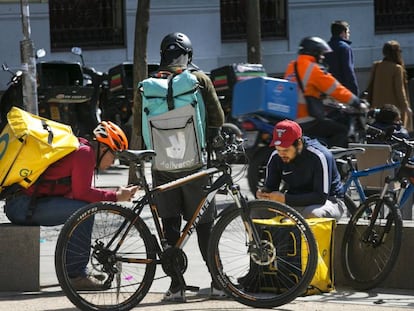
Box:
[0,107,79,190]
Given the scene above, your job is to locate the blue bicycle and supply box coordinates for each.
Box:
[340,131,414,290]
[331,144,401,216]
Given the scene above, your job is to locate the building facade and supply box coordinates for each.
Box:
[0,0,413,91]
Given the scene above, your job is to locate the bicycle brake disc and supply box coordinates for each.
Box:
[250,240,276,266]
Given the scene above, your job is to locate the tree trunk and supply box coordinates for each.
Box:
[129,0,150,183]
[246,0,262,64]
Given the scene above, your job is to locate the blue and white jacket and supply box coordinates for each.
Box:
[264,137,344,207]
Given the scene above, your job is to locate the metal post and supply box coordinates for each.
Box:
[20,0,38,115]
[247,0,262,64]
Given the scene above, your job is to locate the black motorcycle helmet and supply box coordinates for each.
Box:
[160,32,193,62]
[298,36,332,62]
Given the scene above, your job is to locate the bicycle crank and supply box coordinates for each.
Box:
[160,247,188,277]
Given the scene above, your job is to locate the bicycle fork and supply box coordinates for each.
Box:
[363,179,405,247]
[230,189,268,263]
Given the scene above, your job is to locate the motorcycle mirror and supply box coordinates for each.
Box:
[36,49,46,59]
[71,47,82,56]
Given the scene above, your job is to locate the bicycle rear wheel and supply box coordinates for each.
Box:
[344,193,358,216]
[341,194,403,290]
[209,200,318,308]
[55,202,157,311]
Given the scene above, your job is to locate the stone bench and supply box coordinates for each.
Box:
[334,222,414,290]
[0,223,40,291]
[0,219,413,292]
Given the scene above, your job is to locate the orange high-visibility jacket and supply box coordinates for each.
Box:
[284,55,358,122]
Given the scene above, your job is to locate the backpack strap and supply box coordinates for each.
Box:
[294,62,306,95]
[24,142,82,222]
[167,74,175,110]
[41,119,54,145]
[25,176,72,222]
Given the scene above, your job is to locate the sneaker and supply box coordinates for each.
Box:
[70,275,105,291]
[162,288,186,303]
[210,283,228,299]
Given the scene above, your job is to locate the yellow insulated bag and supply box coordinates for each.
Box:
[252,217,336,295]
[0,107,79,191]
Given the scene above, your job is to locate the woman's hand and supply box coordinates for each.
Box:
[116,185,139,201]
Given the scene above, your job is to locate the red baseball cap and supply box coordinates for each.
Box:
[269,120,302,148]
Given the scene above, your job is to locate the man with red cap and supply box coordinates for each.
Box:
[256,119,344,220]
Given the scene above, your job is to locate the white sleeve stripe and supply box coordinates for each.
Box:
[307,146,329,194]
[265,149,278,182]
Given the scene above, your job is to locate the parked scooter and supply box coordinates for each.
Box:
[69,47,107,136]
[35,47,103,138]
[0,48,103,138]
[0,49,46,132]
[102,62,160,140]
[237,114,281,194]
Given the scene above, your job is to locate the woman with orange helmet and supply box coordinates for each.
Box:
[93,120,129,170]
[4,120,137,291]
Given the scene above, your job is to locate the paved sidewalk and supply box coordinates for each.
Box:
[1,287,414,310]
[1,164,414,310]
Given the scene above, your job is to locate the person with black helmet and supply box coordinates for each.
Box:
[139,32,225,302]
[284,36,361,147]
[4,121,138,290]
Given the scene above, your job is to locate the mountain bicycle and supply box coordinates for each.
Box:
[54,131,318,310]
[341,130,414,290]
[331,124,409,216]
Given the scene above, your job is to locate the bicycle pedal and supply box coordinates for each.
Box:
[186,285,199,292]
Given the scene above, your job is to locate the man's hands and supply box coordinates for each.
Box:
[256,188,285,204]
[116,185,139,201]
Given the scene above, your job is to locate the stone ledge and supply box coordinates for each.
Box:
[334,223,414,290]
[0,224,40,291]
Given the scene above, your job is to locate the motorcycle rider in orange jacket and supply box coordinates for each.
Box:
[284,36,361,147]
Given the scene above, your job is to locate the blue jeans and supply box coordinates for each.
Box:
[5,194,93,278]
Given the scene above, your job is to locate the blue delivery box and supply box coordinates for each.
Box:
[232,77,298,120]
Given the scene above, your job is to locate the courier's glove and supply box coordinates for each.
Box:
[350,98,369,111]
[350,97,362,109]
[208,127,225,149]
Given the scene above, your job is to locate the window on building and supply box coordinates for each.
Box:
[220,0,287,41]
[375,0,414,32]
[49,0,125,51]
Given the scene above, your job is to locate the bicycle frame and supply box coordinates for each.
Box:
[343,159,401,203]
[147,167,223,250]
[114,150,259,258]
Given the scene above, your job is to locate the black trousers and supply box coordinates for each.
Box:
[301,118,348,148]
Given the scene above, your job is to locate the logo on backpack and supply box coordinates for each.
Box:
[165,132,186,159]
[140,70,206,172]
[0,132,9,160]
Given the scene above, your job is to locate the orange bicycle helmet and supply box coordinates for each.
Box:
[93,121,128,151]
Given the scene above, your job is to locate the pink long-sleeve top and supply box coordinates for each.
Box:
[22,138,117,202]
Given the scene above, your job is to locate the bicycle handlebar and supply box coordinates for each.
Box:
[366,124,414,169]
[323,98,370,114]
[366,124,412,146]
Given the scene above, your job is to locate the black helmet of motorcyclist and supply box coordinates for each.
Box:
[160,32,193,68]
[298,36,332,63]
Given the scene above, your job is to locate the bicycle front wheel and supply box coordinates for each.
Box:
[55,202,157,311]
[341,194,403,290]
[209,200,318,308]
